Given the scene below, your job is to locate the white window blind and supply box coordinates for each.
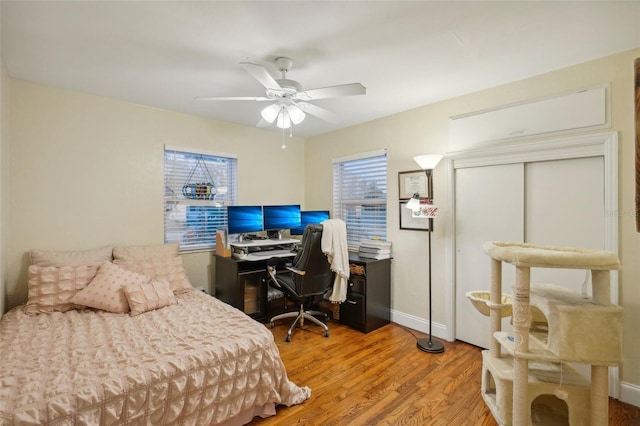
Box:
[333,151,387,249]
[164,147,237,252]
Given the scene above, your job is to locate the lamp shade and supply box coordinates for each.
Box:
[276,108,292,129]
[287,105,306,124]
[406,194,421,210]
[261,104,281,123]
[413,154,443,171]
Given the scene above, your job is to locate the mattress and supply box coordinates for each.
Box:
[0,290,310,425]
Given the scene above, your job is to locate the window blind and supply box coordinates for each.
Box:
[333,152,387,249]
[164,147,237,253]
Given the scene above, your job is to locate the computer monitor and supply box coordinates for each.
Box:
[226,205,263,235]
[262,205,302,234]
[290,210,330,235]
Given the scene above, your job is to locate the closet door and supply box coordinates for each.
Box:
[454,156,605,349]
[525,157,605,295]
[454,163,524,348]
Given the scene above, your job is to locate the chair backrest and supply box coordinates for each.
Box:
[292,224,334,296]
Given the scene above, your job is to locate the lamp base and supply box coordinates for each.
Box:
[417,337,445,354]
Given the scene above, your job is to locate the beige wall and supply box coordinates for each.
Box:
[305,48,640,388]
[0,15,8,315]
[4,48,640,397]
[6,80,305,306]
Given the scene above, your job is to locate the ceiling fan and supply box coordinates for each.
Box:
[196,57,366,129]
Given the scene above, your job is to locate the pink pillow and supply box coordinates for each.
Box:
[123,279,176,316]
[114,256,193,294]
[113,242,179,261]
[23,265,99,315]
[70,262,152,313]
[30,246,113,267]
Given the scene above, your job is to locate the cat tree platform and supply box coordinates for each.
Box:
[475,241,621,426]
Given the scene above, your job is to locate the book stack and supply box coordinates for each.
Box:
[358,239,392,260]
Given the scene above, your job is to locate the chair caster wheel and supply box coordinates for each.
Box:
[285,335,291,342]
[269,321,275,328]
[324,330,329,337]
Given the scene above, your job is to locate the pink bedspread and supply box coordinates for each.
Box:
[0,290,310,424]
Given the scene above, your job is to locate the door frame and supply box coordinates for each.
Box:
[444,131,619,395]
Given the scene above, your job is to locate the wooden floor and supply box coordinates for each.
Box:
[251,320,640,425]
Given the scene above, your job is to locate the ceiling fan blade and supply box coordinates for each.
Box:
[301,83,366,100]
[256,118,271,127]
[195,96,271,101]
[298,102,339,123]
[240,62,282,91]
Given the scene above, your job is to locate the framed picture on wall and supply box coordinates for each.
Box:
[399,201,432,231]
[398,170,428,200]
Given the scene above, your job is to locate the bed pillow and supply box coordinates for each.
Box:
[30,246,113,267]
[112,242,179,261]
[70,262,152,313]
[123,279,176,316]
[114,256,194,294]
[23,265,99,315]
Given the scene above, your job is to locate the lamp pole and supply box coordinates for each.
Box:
[416,168,444,354]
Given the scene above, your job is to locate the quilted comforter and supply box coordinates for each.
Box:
[0,290,310,425]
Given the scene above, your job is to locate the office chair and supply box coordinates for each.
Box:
[266,224,334,342]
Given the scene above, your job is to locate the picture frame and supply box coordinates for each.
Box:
[398,170,428,200]
[399,201,433,231]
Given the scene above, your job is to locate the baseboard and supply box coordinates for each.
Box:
[619,381,640,408]
[390,309,448,341]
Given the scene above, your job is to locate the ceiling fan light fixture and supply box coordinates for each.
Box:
[276,108,292,129]
[260,104,281,123]
[287,105,306,125]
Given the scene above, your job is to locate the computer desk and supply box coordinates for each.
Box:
[213,249,296,322]
[214,248,392,333]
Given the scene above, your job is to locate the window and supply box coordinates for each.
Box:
[333,150,387,249]
[164,146,237,252]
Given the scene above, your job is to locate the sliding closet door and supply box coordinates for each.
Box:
[454,163,524,348]
[525,157,605,295]
[454,156,605,349]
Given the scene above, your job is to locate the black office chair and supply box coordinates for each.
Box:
[266,224,334,342]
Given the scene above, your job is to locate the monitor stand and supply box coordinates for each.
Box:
[238,233,264,242]
[267,230,282,240]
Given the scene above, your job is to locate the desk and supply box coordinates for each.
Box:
[214,252,392,329]
[214,253,295,322]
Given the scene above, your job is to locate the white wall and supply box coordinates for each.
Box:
[6,79,305,307]
[305,48,640,393]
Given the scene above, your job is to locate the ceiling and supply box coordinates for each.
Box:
[2,1,639,138]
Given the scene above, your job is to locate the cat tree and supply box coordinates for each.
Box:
[469,242,622,426]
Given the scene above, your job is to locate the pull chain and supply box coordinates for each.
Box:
[281,125,286,149]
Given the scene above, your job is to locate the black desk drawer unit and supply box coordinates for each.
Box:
[340,256,391,333]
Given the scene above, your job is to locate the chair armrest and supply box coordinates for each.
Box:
[266,265,283,289]
[286,266,306,276]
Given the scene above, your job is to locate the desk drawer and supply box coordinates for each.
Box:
[340,292,365,330]
[348,276,366,294]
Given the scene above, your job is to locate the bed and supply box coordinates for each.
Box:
[0,244,310,425]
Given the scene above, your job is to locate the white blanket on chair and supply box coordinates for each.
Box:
[321,219,350,303]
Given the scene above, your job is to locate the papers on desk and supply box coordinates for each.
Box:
[358,239,392,259]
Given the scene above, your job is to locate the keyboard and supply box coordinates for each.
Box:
[251,249,294,258]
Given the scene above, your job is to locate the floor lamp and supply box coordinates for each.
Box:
[407,154,445,354]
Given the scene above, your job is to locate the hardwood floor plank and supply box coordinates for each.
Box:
[251,321,640,425]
